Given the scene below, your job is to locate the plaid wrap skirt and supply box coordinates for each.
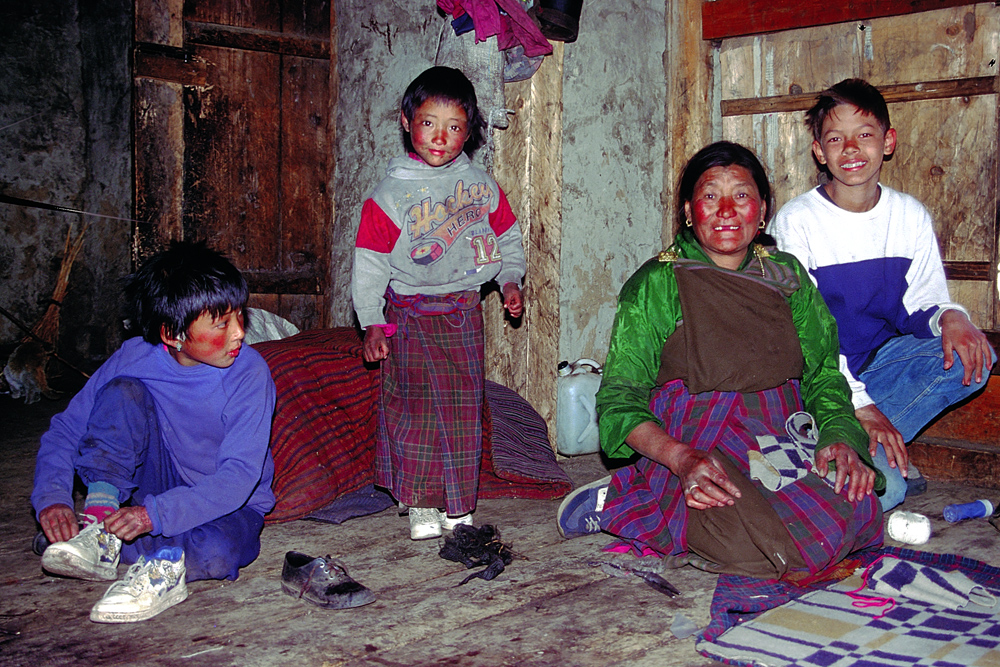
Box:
[375,290,485,514]
[601,379,883,575]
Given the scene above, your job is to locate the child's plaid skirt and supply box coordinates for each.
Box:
[375,289,485,515]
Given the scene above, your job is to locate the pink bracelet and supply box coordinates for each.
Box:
[369,323,397,337]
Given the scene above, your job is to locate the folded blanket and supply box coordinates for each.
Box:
[869,556,997,609]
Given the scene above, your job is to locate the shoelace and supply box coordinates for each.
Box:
[297,556,345,599]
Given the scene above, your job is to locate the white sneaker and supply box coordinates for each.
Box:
[41,519,121,581]
[441,512,473,531]
[90,546,188,623]
[409,507,443,540]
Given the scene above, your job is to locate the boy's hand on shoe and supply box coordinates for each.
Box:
[502,283,523,318]
[855,404,908,476]
[39,503,79,543]
[104,506,153,541]
[940,309,993,385]
[363,326,389,362]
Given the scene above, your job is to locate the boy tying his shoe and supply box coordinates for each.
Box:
[769,79,995,512]
[32,241,276,623]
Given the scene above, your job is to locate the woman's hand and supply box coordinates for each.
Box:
[813,442,875,503]
[625,421,741,509]
[671,448,742,509]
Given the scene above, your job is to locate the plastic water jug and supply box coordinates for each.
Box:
[556,359,602,456]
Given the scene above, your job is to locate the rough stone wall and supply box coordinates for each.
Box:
[559,2,667,365]
[0,3,132,371]
[333,1,668,365]
[329,0,444,327]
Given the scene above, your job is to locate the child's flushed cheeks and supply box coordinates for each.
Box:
[812,103,896,193]
[163,308,245,368]
[401,99,470,167]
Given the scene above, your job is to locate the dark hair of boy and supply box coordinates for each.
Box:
[805,78,892,142]
[675,140,775,233]
[124,240,250,345]
[400,66,485,156]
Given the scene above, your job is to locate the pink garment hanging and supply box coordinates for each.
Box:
[437,0,553,58]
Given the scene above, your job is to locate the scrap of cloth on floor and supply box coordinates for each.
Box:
[437,0,553,57]
[696,546,1000,667]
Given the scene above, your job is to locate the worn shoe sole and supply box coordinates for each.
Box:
[281,579,376,609]
[41,545,118,581]
[441,513,473,531]
[90,582,189,623]
[557,475,611,539]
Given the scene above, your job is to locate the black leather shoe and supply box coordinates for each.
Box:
[280,551,375,609]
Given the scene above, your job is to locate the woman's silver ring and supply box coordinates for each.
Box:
[687,483,699,494]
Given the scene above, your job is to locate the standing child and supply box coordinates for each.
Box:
[33,241,276,622]
[352,66,526,540]
[769,79,994,512]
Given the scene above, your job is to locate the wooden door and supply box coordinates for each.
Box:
[133,0,334,330]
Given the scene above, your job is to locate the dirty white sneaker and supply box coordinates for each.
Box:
[409,507,443,540]
[90,546,188,623]
[41,518,121,581]
[440,512,473,531]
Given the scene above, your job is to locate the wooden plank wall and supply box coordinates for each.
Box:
[134,0,332,330]
[714,3,1000,331]
[488,44,565,437]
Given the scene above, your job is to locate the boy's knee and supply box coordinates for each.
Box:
[871,444,906,512]
[93,376,154,410]
[878,468,906,513]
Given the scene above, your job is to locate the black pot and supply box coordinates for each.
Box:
[530,0,582,43]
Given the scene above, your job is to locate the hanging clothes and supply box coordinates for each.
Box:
[437,0,553,58]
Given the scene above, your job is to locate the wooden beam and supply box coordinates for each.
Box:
[703,0,976,41]
[910,438,1000,488]
[134,43,208,86]
[185,20,329,60]
[666,0,714,247]
[722,77,996,117]
[943,261,993,282]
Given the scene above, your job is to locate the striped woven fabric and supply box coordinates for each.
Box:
[254,328,380,523]
[254,328,571,523]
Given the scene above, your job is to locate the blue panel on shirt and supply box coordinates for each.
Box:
[811,257,936,375]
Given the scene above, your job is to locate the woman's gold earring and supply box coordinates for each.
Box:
[685,218,692,228]
[758,220,766,230]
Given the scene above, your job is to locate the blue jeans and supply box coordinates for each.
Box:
[77,377,264,581]
[859,335,994,511]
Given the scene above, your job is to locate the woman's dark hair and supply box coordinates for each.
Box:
[124,240,249,345]
[400,66,485,156]
[675,141,774,233]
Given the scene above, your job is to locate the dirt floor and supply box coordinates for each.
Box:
[3,391,1000,667]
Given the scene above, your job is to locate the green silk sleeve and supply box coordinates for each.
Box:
[596,259,681,459]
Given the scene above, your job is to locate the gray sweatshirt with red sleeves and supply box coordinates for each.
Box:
[352,153,526,328]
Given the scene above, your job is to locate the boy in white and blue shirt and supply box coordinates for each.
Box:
[770,78,994,512]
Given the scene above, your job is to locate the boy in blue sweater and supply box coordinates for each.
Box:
[33,241,276,623]
[770,79,994,512]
